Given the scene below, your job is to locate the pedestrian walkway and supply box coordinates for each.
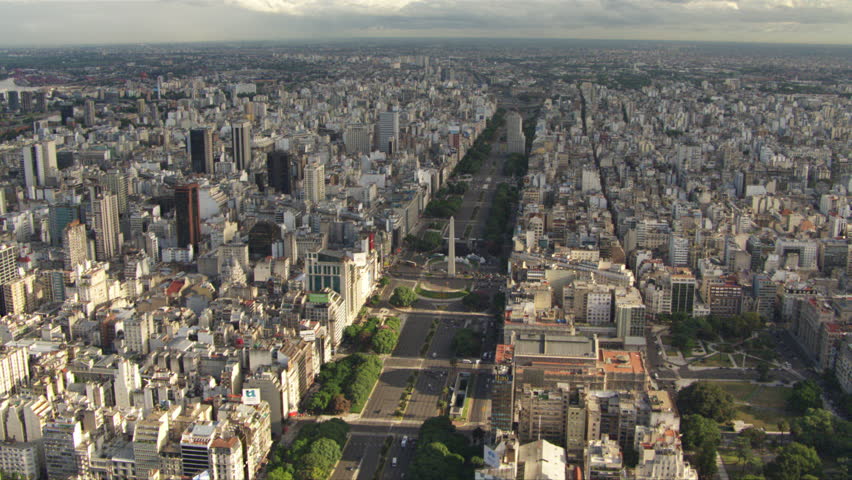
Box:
[716,452,730,480]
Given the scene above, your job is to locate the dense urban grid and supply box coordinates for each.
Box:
[0,40,849,480]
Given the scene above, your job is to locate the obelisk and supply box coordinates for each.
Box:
[448,216,456,277]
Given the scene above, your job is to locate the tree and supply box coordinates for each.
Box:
[379,277,390,287]
[390,286,417,307]
[787,380,823,414]
[267,467,294,480]
[681,414,721,451]
[309,438,342,467]
[764,442,821,480]
[329,394,351,414]
[694,447,718,479]
[676,382,735,422]
[735,436,755,466]
[740,427,767,449]
[372,328,399,354]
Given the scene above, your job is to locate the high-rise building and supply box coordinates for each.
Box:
[190,128,214,174]
[59,104,75,125]
[103,170,129,215]
[0,244,19,286]
[231,121,252,171]
[667,270,696,316]
[304,162,325,204]
[49,203,82,246]
[377,110,399,154]
[1,276,35,316]
[91,192,122,261]
[667,235,690,267]
[43,420,87,480]
[21,140,57,195]
[0,345,29,397]
[19,91,33,113]
[181,423,216,477]
[506,111,526,154]
[63,220,89,271]
[84,99,96,126]
[133,414,168,480]
[344,123,371,154]
[267,150,294,194]
[7,91,20,111]
[175,184,202,251]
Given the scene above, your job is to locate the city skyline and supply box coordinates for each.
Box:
[0,0,850,46]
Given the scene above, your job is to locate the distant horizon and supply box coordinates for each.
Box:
[2,36,852,50]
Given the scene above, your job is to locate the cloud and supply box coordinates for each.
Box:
[0,0,848,44]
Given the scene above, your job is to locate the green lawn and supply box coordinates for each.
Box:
[694,353,734,368]
[714,381,794,430]
[416,286,469,299]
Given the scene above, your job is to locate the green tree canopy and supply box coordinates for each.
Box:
[787,380,823,414]
[764,442,821,480]
[372,328,399,354]
[694,447,718,479]
[390,286,417,307]
[676,382,735,423]
[681,414,721,451]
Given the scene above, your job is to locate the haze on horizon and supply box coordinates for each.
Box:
[0,0,850,47]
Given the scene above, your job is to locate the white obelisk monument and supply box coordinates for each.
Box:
[448,216,456,277]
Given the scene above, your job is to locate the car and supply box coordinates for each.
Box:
[401,436,408,448]
[392,457,398,467]
[461,359,473,364]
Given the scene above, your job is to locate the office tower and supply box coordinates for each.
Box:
[34,91,47,112]
[84,99,96,126]
[304,162,325,204]
[448,216,456,277]
[7,91,20,111]
[506,111,526,154]
[104,170,129,215]
[377,110,399,154]
[267,150,293,194]
[231,121,252,171]
[92,192,122,261]
[59,104,74,125]
[49,203,82,246]
[181,423,215,477]
[0,244,18,286]
[668,270,696,315]
[63,220,89,271]
[21,140,57,194]
[189,128,214,174]
[175,184,202,251]
[344,123,371,154]
[20,91,33,112]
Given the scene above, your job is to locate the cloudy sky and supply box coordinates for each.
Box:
[0,0,850,46]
